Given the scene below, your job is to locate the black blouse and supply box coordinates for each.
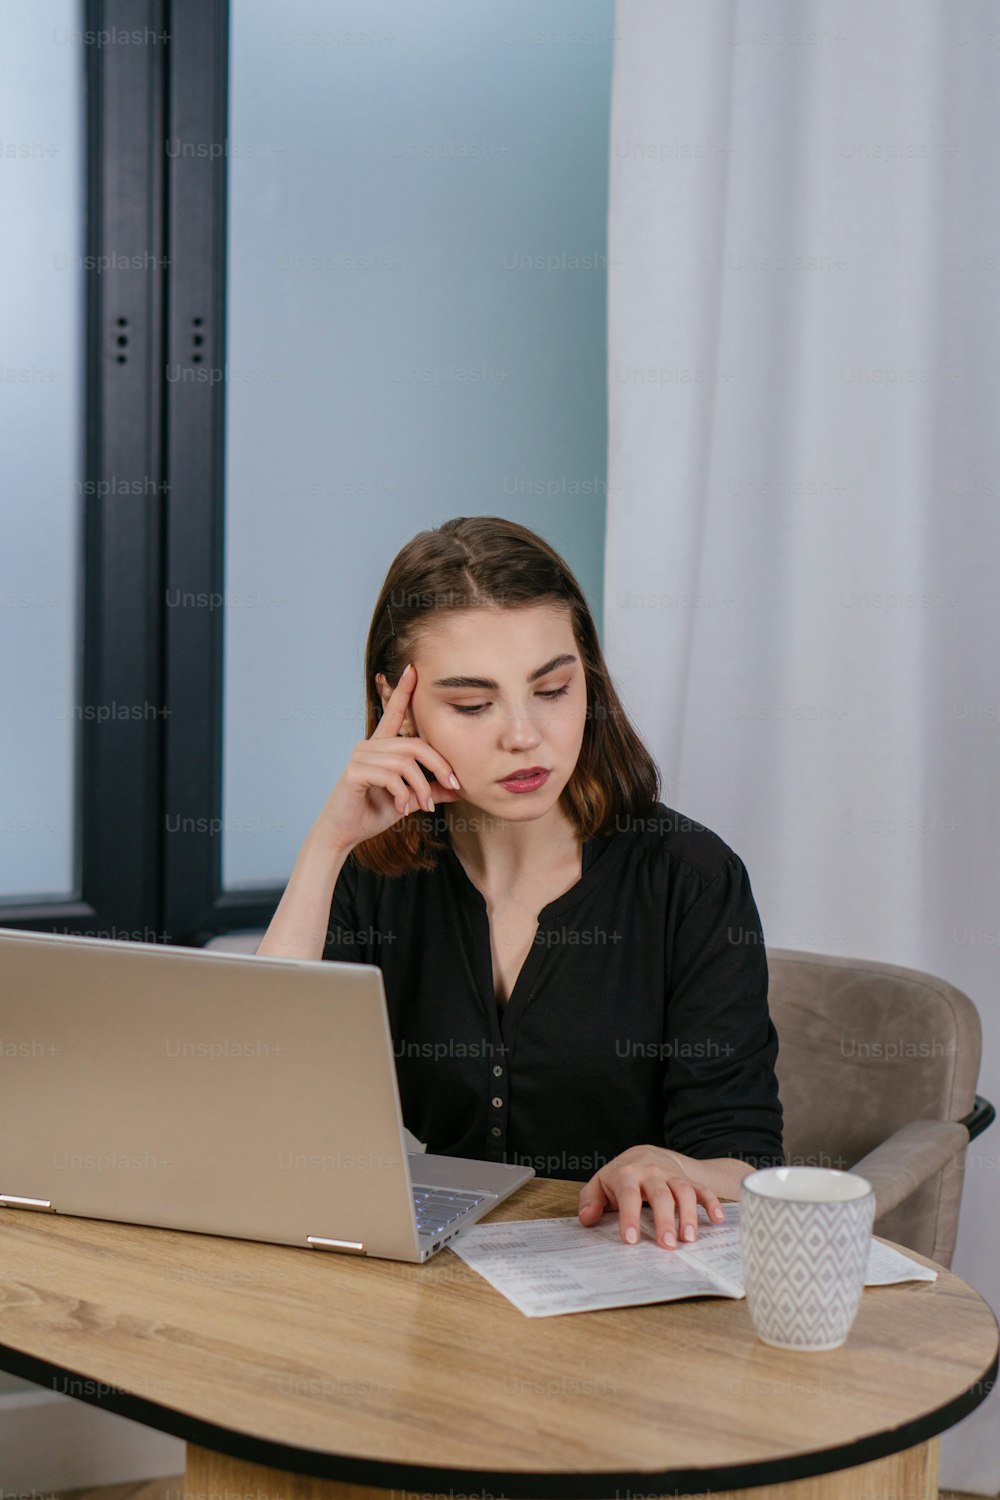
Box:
[322,801,784,1181]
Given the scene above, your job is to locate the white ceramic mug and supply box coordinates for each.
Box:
[739,1166,876,1351]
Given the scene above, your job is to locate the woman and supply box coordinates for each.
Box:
[259,515,783,1251]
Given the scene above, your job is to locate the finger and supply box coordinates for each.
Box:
[665,1178,700,1245]
[643,1182,678,1249]
[371,662,415,740]
[578,1175,612,1224]
[404,740,462,794]
[384,771,418,817]
[387,751,436,813]
[378,750,465,808]
[615,1181,644,1245]
[355,748,438,814]
[667,1175,726,1227]
[702,1190,726,1224]
[347,757,424,819]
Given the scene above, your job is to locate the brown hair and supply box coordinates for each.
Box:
[351,516,661,876]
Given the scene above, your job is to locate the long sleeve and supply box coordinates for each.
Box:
[662,851,784,1168]
[321,855,368,965]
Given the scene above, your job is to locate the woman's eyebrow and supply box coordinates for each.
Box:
[431,653,577,691]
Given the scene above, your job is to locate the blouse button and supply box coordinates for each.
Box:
[491,1096,503,1109]
[491,1126,502,1138]
[493,1064,503,1077]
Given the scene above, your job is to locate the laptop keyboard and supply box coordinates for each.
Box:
[411,1184,489,1237]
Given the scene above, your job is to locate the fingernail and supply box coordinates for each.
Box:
[403,662,412,675]
[427,796,434,812]
[662,1231,676,1248]
[625,1226,638,1244]
[683,1224,695,1242]
[449,774,461,789]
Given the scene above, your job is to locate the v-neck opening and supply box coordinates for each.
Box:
[430,810,635,1046]
[431,811,629,920]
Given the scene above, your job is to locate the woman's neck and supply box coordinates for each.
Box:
[444,801,582,894]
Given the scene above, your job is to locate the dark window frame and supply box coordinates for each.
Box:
[161,0,281,945]
[6,0,281,947]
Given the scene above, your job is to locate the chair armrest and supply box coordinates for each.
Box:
[958,1093,996,1142]
[850,1118,970,1221]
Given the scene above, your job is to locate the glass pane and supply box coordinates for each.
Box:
[222,0,615,889]
[0,1,84,900]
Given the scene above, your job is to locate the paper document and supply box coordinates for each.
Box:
[449,1201,937,1317]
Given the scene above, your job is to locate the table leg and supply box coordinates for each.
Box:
[186,1434,939,1500]
[186,1442,376,1499]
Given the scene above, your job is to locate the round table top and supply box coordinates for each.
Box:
[0,1176,995,1496]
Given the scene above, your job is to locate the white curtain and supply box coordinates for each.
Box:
[606,1,1000,1488]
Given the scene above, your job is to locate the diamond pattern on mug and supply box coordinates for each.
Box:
[742,1193,875,1349]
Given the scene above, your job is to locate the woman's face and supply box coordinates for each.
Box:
[379,604,588,821]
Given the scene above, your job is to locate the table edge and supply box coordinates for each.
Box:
[0,1334,995,1497]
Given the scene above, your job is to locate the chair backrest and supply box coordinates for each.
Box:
[766,947,982,1264]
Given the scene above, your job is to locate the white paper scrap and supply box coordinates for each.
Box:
[449,1200,937,1317]
[864,1236,939,1286]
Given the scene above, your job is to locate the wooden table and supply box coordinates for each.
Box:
[0,1177,995,1499]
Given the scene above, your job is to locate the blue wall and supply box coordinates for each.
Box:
[223,0,617,886]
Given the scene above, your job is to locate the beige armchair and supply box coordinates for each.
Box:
[767,947,994,1269]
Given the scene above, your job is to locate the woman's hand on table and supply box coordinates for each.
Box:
[578,1145,752,1250]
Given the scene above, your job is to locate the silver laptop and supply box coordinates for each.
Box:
[0,927,533,1262]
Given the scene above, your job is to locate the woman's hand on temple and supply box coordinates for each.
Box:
[314,662,464,856]
[578,1145,744,1250]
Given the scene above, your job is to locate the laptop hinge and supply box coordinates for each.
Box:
[0,1194,56,1213]
[306,1235,366,1254]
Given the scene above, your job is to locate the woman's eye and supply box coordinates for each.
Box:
[451,684,570,716]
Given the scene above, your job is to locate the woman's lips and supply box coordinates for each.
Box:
[497,768,550,793]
